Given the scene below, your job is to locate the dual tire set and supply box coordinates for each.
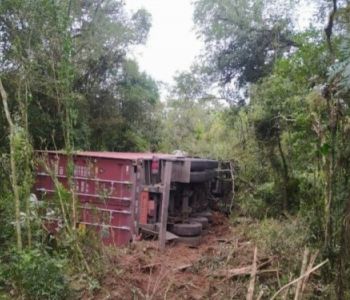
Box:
[189,159,218,183]
[171,212,212,247]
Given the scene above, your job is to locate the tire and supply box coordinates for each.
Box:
[206,160,219,170]
[190,171,207,182]
[190,170,215,183]
[190,159,218,171]
[176,235,201,247]
[206,169,215,180]
[190,159,209,171]
[192,211,213,223]
[188,217,209,229]
[171,222,202,237]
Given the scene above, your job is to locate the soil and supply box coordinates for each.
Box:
[84,213,265,300]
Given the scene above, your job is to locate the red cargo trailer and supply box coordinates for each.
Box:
[34,151,219,247]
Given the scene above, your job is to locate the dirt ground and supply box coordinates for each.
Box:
[86,213,272,300]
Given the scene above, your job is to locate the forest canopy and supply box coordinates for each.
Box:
[0,0,160,152]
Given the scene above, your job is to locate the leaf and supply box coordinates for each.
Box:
[320,143,330,156]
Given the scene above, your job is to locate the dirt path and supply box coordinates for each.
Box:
[88,214,261,300]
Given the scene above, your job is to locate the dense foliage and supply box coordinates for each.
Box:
[0,0,160,152]
[161,0,350,297]
[0,0,161,298]
[2,0,350,298]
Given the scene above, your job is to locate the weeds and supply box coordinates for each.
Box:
[1,249,69,299]
[244,217,310,258]
[237,217,336,298]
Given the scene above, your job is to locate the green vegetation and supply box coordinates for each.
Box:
[0,0,159,298]
[161,0,350,297]
[2,249,69,300]
[1,0,350,298]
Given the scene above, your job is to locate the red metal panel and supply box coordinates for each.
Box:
[35,152,137,246]
[139,191,149,225]
[148,200,155,217]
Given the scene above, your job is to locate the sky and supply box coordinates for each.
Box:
[125,1,317,90]
[125,0,202,87]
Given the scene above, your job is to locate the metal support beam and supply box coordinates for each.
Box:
[159,161,173,250]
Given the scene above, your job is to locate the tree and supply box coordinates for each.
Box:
[0,79,22,250]
[162,70,225,156]
[0,0,159,257]
[193,0,297,100]
[87,59,161,151]
[0,0,157,152]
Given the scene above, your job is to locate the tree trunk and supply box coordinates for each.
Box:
[277,132,289,211]
[0,79,22,251]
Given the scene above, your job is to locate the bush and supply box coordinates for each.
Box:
[248,218,309,254]
[239,194,269,218]
[0,193,15,250]
[6,249,69,300]
[238,182,279,218]
[245,217,311,272]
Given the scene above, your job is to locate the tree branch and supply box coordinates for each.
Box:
[325,0,338,53]
[0,78,13,128]
[271,260,328,300]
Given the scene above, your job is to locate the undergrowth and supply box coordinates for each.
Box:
[237,216,338,299]
[0,249,69,300]
[245,217,310,258]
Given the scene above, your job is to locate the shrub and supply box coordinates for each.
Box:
[238,194,269,218]
[245,217,310,272]
[248,218,308,254]
[6,249,69,300]
[0,193,15,250]
[238,182,278,218]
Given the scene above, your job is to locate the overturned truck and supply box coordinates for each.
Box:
[34,151,220,247]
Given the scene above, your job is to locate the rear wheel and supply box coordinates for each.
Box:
[171,222,202,237]
[190,159,218,171]
[189,217,209,229]
[192,211,213,223]
[190,170,214,183]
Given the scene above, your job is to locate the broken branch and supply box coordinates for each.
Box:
[271,259,329,300]
[246,247,257,300]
